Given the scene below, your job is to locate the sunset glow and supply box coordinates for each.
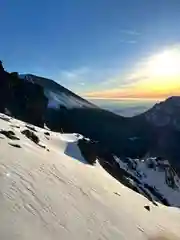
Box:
[85,47,180,99]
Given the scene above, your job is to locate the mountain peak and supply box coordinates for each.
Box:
[145,96,180,128]
[163,96,180,106]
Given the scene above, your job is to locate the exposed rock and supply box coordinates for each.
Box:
[26,125,37,132]
[0,115,10,122]
[38,143,46,149]
[0,65,10,113]
[78,138,97,165]
[144,205,150,211]
[10,124,20,128]
[114,192,121,197]
[0,130,20,140]
[21,129,40,144]
[0,62,48,127]
[44,131,50,136]
[8,143,21,148]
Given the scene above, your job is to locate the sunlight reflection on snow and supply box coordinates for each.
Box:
[6,172,11,177]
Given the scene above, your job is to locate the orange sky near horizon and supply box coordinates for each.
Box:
[85,82,180,100]
[84,47,180,100]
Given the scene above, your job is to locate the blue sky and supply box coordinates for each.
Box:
[1,0,180,97]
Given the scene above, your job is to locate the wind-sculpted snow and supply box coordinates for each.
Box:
[0,113,179,239]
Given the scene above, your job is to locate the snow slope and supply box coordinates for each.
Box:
[114,156,180,207]
[20,74,95,109]
[0,114,179,239]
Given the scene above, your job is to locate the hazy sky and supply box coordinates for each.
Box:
[1,0,180,99]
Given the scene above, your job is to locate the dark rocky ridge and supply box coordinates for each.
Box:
[0,62,48,127]
[77,138,180,207]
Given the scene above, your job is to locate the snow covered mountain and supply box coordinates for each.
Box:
[1,63,180,238]
[1,63,180,207]
[0,113,179,239]
[20,74,96,109]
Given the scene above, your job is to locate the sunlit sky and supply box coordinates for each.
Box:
[1,0,180,99]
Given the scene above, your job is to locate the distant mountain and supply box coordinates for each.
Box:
[1,62,180,206]
[146,96,180,129]
[20,74,96,109]
[142,97,180,174]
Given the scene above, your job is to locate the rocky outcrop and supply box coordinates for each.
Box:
[0,62,10,112]
[77,137,180,207]
[21,129,40,144]
[146,97,180,129]
[0,62,48,127]
[78,138,97,165]
[139,97,180,174]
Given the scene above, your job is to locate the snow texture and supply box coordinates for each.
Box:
[20,74,94,109]
[0,114,179,239]
[114,156,180,207]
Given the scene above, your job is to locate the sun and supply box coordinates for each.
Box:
[147,49,180,77]
[132,47,180,98]
[85,47,180,99]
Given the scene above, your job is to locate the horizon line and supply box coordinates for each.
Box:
[84,96,164,101]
